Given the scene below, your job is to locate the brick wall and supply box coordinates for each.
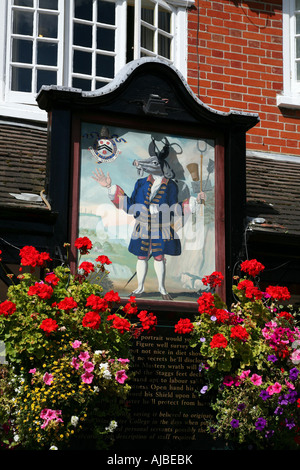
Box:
[187,0,300,157]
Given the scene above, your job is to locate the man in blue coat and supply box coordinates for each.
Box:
[92,137,203,300]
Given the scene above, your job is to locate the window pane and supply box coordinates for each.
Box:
[97,27,115,51]
[97,0,115,25]
[297,62,300,81]
[158,8,171,33]
[72,77,92,91]
[141,25,154,51]
[96,80,107,89]
[11,66,32,92]
[37,41,57,65]
[75,0,93,21]
[73,50,92,75]
[13,10,33,36]
[296,0,300,10]
[96,54,114,78]
[13,0,33,6]
[158,34,171,59]
[38,13,58,38]
[296,14,300,35]
[296,37,300,58]
[141,7,154,25]
[12,39,33,64]
[37,69,57,91]
[73,23,93,48]
[39,0,58,9]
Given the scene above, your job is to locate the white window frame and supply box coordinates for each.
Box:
[0,0,193,121]
[6,0,64,105]
[67,0,126,89]
[278,0,300,108]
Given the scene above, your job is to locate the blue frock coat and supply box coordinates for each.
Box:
[111,175,183,258]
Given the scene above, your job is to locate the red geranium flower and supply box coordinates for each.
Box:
[277,311,293,323]
[202,271,224,289]
[86,294,108,312]
[123,300,138,315]
[82,311,101,329]
[40,318,58,334]
[230,325,249,341]
[74,237,92,255]
[79,261,95,275]
[57,297,78,311]
[237,279,262,300]
[265,285,291,301]
[44,272,60,286]
[20,246,52,268]
[107,314,131,334]
[28,282,53,300]
[95,255,112,265]
[0,300,16,317]
[174,318,194,334]
[210,333,228,349]
[197,292,215,314]
[104,290,121,303]
[240,259,265,278]
[138,310,157,331]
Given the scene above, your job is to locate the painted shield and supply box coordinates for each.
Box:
[89,138,120,163]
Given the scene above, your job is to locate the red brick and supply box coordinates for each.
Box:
[185,0,300,157]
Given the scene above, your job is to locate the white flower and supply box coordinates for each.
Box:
[49,445,58,450]
[105,420,118,433]
[99,362,112,379]
[94,350,103,355]
[71,415,79,427]
[103,369,112,380]
[13,434,19,442]
[99,362,109,370]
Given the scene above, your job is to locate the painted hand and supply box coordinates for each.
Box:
[92,168,112,188]
[197,191,206,204]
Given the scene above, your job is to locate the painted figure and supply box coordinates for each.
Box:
[92,137,203,300]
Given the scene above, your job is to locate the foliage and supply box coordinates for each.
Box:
[0,239,157,450]
[175,262,300,450]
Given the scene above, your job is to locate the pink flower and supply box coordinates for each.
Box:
[43,372,54,385]
[72,340,82,349]
[118,358,130,364]
[115,369,128,384]
[267,383,281,395]
[81,371,94,384]
[250,374,262,386]
[285,379,295,390]
[239,370,251,380]
[71,357,80,369]
[40,409,63,429]
[273,382,282,393]
[29,368,36,374]
[291,349,300,363]
[83,361,94,373]
[79,351,90,362]
[223,375,235,386]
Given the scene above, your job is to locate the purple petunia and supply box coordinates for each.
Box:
[267,355,278,363]
[265,430,274,439]
[274,406,283,415]
[231,419,239,428]
[259,390,270,401]
[289,367,299,381]
[278,395,288,406]
[285,418,295,430]
[255,417,267,431]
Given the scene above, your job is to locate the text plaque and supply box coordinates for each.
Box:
[114,315,215,451]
